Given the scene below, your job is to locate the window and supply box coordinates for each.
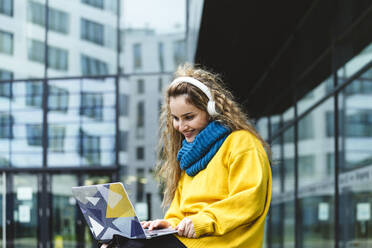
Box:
[158,42,164,72]
[136,101,144,138]
[28,1,69,34]
[48,45,68,71]
[80,18,104,46]
[28,39,69,71]
[136,168,145,202]
[26,124,42,146]
[48,125,65,152]
[81,0,104,9]
[49,85,69,112]
[137,79,144,94]
[48,8,69,34]
[344,78,372,95]
[78,129,100,165]
[298,114,314,140]
[0,69,13,98]
[136,147,144,160]
[28,39,44,63]
[0,30,13,55]
[119,94,129,116]
[0,113,13,139]
[26,81,43,108]
[137,101,144,127]
[133,43,142,70]
[346,110,372,137]
[119,131,128,152]
[0,0,13,16]
[158,78,163,92]
[80,92,103,120]
[173,39,186,66]
[81,54,108,76]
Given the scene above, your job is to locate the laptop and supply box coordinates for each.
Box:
[72,182,177,241]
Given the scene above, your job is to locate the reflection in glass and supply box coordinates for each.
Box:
[80,18,104,46]
[0,113,13,139]
[25,81,43,108]
[12,174,38,247]
[52,175,78,248]
[81,54,108,76]
[298,97,335,247]
[80,92,103,121]
[0,69,13,98]
[78,128,100,166]
[28,39,68,71]
[339,68,372,246]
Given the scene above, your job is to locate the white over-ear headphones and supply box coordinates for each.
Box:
[170,76,219,116]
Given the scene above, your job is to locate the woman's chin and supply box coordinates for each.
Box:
[185,136,195,143]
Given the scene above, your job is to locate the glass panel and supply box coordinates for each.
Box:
[283,107,295,247]
[51,174,78,248]
[47,78,116,167]
[298,76,333,115]
[298,97,335,247]
[256,117,269,141]
[338,67,372,247]
[337,42,372,83]
[0,174,3,246]
[12,174,38,247]
[47,0,117,77]
[9,81,43,167]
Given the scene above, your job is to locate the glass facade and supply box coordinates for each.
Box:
[0,0,191,246]
[260,42,372,247]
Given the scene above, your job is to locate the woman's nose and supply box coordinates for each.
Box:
[179,120,187,132]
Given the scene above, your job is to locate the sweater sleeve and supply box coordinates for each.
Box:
[188,148,270,237]
[164,175,184,228]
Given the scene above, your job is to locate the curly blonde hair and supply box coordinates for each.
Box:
[157,63,270,207]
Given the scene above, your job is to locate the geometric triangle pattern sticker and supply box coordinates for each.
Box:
[89,216,104,237]
[87,196,100,206]
[106,183,135,218]
[72,182,148,241]
[97,185,109,202]
[88,208,103,223]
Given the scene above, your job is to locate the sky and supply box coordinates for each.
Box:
[123,0,186,33]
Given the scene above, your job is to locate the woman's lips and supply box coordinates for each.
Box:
[183,131,194,138]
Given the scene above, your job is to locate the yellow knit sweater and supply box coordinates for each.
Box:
[164,130,272,248]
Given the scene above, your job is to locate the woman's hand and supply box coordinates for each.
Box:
[141,219,172,230]
[176,218,196,238]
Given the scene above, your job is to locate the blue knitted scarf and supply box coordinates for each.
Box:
[177,121,231,176]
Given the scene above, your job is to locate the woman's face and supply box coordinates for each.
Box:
[169,94,209,142]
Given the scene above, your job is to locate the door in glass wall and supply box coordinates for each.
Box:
[8,174,39,248]
[51,174,79,248]
[0,174,3,248]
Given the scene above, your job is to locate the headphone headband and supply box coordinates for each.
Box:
[170,76,219,116]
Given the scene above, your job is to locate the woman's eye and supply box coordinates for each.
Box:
[185,115,194,120]
[173,116,179,121]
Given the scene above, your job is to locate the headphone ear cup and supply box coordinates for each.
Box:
[207,101,218,116]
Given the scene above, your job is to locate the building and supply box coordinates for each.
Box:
[195,1,372,247]
[0,0,194,247]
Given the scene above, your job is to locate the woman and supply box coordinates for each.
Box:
[104,64,272,248]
